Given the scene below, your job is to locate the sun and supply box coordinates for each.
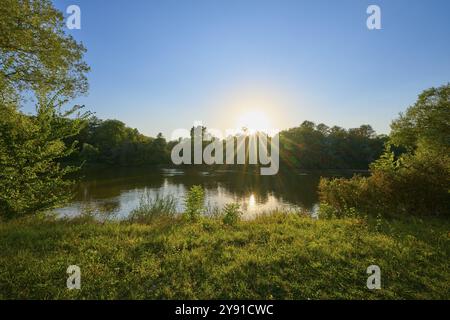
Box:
[236,110,272,134]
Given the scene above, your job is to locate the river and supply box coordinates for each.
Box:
[56,166,358,219]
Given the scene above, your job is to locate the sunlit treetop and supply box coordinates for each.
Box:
[0,0,89,106]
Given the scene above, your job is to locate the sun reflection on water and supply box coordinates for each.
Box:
[248,194,256,208]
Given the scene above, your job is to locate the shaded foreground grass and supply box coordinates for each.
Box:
[0,213,449,299]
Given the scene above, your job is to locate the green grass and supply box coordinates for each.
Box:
[0,213,449,299]
[128,192,177,223]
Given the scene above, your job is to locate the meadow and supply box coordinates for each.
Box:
[1,212,448,299]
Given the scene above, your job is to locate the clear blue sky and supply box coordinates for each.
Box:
[52,0,450,138]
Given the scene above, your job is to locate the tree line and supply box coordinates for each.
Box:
[64,117,172,166]
[64,117,387,170]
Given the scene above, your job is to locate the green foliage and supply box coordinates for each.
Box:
[79,143,99,162]
[0,0,91,219]
[370,146,449,216]
[128,192,177,223]
[320,145,449,217]
[0,99,89,219]
[0,0,89,105]
[279,121,386,170]
[0,214,448,299]
[222,203,242,226]
[318,202,361,219]
[390,83,450,153]
[319,84,450,218]
[66,118,385,169]
[318,175,373,218]
[66,117,170,166]
[183,185,205,221]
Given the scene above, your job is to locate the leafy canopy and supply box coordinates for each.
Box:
[0,0,90,219]
[0,0,89,105]
[390,83,450,153]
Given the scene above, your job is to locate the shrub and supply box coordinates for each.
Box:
[369,147,449,216]
[319,175,371,217]
[222,203,242,226]
[129,192,177,223]
[0,101,88,219]
[183,185,205,221]
[319,147,449,217]
[319,84,450,218]
[318,202,361,219]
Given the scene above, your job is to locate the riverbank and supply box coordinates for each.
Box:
[0,213,448,299]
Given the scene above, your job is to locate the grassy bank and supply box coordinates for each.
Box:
[0,213,449,299]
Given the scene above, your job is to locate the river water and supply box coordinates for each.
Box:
[56,166,357,219]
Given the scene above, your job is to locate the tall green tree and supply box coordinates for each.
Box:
[390,83,450,154]
[0,0,89,105]
[0,0,90,219]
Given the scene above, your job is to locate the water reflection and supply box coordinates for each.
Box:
[248,194,256,208]
[56,166,356,219]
